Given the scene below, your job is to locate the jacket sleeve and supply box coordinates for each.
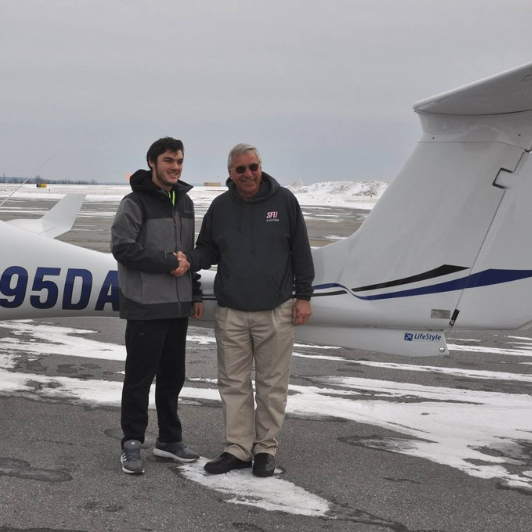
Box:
[289,194,315,300]
[110,197,179,273]
[192,272,202,302]
[187,195,203,302]
[185,204,220,271]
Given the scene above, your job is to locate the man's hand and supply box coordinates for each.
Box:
[170,251,190,277]
[292,299,312,326]
[191,302,204,320]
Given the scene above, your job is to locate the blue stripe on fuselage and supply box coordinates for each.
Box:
[313,269,532,301]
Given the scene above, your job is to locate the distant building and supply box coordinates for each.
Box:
[203,182,221,187]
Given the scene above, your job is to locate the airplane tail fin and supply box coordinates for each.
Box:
[298,62,532,356]
[6,194,85,238]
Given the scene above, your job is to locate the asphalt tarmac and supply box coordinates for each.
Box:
[1,196,532,532]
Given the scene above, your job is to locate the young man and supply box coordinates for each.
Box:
[111,137,203,474]
[182,143,314,477]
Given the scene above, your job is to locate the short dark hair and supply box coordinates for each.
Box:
[146,137,184,167]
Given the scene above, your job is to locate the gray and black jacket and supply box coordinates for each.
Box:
[186,172,314,312]
[111,169,201,320]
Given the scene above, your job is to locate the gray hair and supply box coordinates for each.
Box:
[227,143,262,170]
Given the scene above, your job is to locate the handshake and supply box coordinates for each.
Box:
[170,251,191,277]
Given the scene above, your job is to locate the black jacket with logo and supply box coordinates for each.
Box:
[187,172,314,312]
[111,169,201,320]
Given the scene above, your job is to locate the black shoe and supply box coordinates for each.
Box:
[204,452,252,475]
[253,453,276,477]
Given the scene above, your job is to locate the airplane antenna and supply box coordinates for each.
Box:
[0,153,55,208]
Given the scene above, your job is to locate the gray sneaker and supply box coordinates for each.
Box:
[121,439,144,474]
[153,438,199,463]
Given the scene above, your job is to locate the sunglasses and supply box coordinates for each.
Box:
[234,163,260,174]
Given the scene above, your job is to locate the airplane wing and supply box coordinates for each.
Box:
[6,194,86,239]
[414,62,532,115]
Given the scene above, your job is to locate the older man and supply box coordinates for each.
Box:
[183,143,314,476]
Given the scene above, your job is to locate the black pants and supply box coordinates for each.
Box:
[121,318,189,447]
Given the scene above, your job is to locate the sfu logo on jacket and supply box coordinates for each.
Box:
[266,211,279,222]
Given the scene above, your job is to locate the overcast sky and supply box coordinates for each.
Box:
[2,0,531,185]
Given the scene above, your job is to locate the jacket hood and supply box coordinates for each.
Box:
[129,169,193,195]
[225,172,280,203]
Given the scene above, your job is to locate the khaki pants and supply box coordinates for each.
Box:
[214,299,295,461]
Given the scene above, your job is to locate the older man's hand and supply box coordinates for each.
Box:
[292,299,312,326]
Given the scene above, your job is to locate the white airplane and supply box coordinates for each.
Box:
[2,62,532,358]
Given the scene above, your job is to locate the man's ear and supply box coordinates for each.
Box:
[148,160,155,169]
